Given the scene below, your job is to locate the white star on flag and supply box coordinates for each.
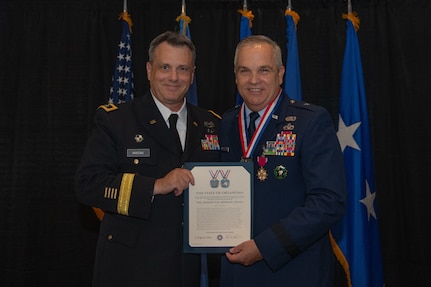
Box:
[359,180,377,221]
[337,115,361,152]
[109,17,133,104]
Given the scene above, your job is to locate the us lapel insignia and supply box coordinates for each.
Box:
[134,134,143,143]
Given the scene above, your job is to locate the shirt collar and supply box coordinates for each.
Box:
[244,105,264,127]
[151,91,187,124]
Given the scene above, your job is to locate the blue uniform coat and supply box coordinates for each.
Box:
[219,93,346,287]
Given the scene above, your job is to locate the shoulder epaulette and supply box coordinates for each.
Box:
[224,105,240,114]
[288,99,317,111]
[98,103,118,112]
[208,109,221,120]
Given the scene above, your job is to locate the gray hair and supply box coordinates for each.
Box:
[148,31,196,65]
[234,35,283,68]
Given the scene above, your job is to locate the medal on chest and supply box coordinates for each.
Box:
[256,155,268,182]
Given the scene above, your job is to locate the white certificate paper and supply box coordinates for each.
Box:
[183,162,253,253]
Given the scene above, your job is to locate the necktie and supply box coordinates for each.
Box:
[168,114,182,154]
[248,112,260,142]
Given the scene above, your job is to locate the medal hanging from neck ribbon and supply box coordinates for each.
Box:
[238,90,283,182]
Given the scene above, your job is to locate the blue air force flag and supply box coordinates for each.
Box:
[331,15,385,287]
[283,11,302,101]
[235,9,254,106]
[179,17,198,106]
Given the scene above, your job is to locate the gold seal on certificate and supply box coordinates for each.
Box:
[183,161,254,253]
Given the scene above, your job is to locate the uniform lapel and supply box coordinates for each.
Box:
[182,105,202,161]
[230,111,244,157]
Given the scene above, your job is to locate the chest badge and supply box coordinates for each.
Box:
[256,155,268,182]
[274,165,288,180]
[134,134,143,143]
[201,134,220,150]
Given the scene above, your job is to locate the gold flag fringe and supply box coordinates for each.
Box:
[119,11,133,33]
[176,13,192,35]
[284,9,300,27]
[237,9,255,28]
[342,11,360,32]
[92,207,105,221]
[329,231,353,287]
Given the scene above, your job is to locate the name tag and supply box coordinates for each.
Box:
[127,149,150,158]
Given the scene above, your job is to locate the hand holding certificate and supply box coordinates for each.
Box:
[183,162,253,253]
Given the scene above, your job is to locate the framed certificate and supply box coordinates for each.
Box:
[183,161,253,253]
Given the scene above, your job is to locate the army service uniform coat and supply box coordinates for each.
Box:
[219,92,347,287]
[75,92,220,287]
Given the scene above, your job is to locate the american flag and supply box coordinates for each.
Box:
[109,12,134,104]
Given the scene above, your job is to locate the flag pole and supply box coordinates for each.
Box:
[178,0,187,36]
[175,1,198,105]
[342,0,359,32]
[284,1,299,26]
[238,0,253,28]
[123,0,127,12]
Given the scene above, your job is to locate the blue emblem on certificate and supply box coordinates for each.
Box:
[220,169,231,188]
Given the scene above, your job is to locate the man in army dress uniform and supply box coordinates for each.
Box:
[75,31,220,287]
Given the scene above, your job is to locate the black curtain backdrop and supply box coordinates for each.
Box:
[1,0,430,286]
